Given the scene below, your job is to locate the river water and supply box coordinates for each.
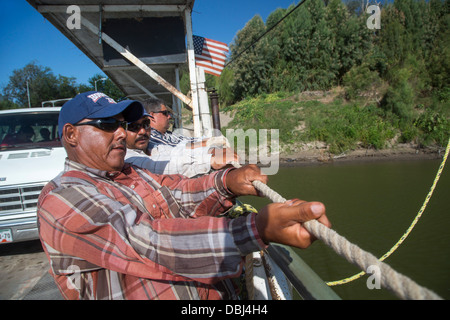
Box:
[240,158,450,300]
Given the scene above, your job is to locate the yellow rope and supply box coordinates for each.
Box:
[327,138,450,286]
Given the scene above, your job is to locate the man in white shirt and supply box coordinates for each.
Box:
[145,98,229,152]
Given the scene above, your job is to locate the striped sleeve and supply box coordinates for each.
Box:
[135,166,235,218]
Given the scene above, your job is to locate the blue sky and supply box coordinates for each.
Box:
[0,0,297,89]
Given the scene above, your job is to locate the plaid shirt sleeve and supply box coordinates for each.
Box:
[37,162,266,294]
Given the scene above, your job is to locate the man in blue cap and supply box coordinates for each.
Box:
[38,91,330,300]
[57,91,143,172]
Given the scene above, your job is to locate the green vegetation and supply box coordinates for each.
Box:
[215,0,449,154]
[1,62,125,109]
[222,90,449,154]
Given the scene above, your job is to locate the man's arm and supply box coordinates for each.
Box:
[129,144,213,178]
[137,165,235,218]
[138,164,268,218]
[38,182,264,284]
[38,167,330,285]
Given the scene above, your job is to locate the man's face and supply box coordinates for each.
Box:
[125,116,151,151]
[150,104,172,134]
[72,114,127,172]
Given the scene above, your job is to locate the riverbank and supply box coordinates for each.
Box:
[179,109,447,167]
[215,86,449,168]
[279,143,445,166]
[215,102,448,167]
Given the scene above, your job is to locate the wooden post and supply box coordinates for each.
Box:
[209,88,221,134]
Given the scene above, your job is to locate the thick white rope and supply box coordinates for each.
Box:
[231,162,442,300]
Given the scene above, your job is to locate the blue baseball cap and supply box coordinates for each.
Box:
[58,91,144,138]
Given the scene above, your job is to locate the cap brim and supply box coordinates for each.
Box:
[143,112,154,119]
[89,100,144,123]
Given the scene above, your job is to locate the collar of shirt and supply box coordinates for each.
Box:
[63,158,128,180]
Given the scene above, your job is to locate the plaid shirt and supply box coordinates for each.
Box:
[37,159,265,300]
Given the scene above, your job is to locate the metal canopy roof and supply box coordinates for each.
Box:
[26,1,196,106]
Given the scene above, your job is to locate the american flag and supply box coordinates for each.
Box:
[193,35,229,77]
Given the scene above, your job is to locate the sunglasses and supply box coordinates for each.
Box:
[74,118,128,132]
[153,110,172,117]
[127,119,151,133]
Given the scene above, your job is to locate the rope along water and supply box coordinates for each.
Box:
[327,138,450,287]
[230,158,445,300]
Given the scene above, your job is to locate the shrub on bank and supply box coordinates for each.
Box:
[222,90,448,155]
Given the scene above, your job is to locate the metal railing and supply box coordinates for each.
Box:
[267,244,341,300]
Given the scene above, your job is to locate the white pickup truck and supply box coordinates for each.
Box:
[0,107,67,244]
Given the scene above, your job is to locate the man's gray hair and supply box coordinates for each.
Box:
[142,98,166,113]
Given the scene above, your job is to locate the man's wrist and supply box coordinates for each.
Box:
[229,213,268,256]
[214,168,236,198]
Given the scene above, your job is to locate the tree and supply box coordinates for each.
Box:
[87,74,125,101]
[326,0,373,83]
[229,15,268,99]
[0,94,19,110]
[426,0,450,91]
[207,0,447,108]
[305,0,335,89]
[2,62,80,107]
[216,67,235,106]
[382,66,416,121]
[3,62,54,107]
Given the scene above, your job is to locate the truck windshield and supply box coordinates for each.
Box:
[0,111,61,150]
